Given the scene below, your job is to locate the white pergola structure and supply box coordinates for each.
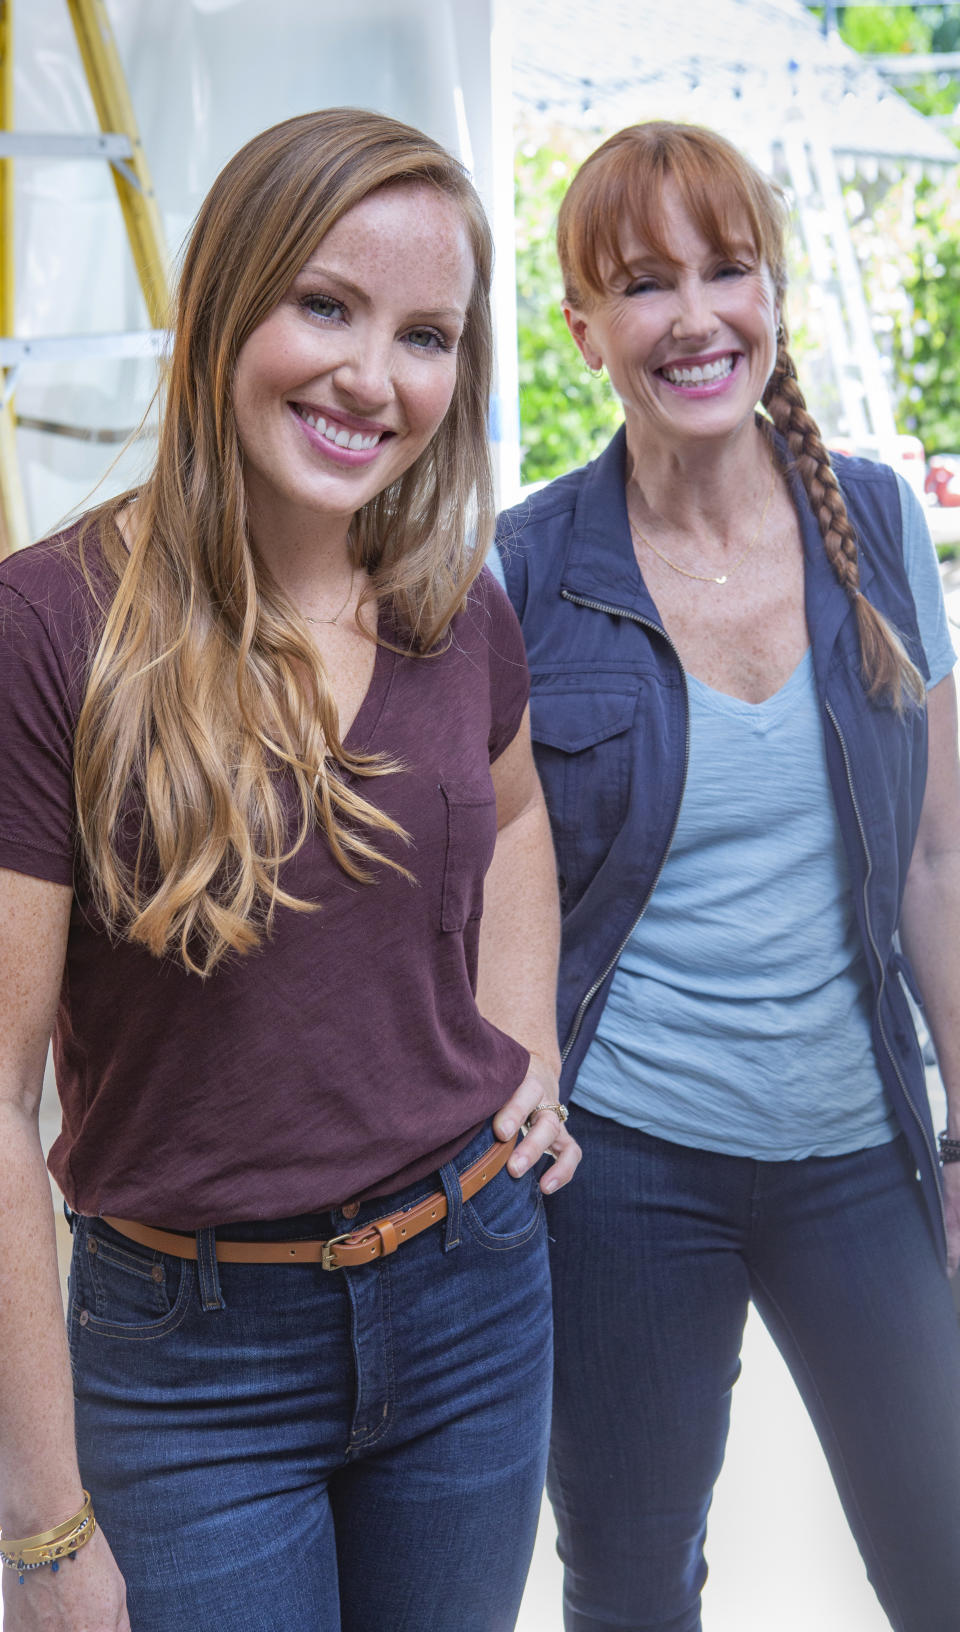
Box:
[512,0,958,472]
[514,0,956,164]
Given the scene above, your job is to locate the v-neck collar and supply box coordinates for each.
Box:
[341,605,398,755]
[558,423,865,698]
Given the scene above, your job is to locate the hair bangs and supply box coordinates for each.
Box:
[558,122,789,309]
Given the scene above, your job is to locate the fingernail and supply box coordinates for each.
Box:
[542,1177,557,1193]
[511,1154,528,1174]
[499,1119,515,1138]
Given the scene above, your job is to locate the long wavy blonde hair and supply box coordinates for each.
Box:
[556,121,924,712]
[73,109,495,975]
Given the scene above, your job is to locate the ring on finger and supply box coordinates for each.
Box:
[521,1101,569,1136]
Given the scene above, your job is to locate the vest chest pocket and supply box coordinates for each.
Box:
[439,779,498,932]
[529,684,639,907]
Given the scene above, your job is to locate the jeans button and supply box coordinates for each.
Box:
[342,1202,360,1220]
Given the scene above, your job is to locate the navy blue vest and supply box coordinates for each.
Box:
[497,427,943,1257]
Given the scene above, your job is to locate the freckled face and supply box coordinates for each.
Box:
[232,183,476,539]
[564,181,779,452]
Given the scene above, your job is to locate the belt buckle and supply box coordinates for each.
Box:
[320,1232,353,1271]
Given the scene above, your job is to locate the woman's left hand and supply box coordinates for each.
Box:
[492,1053,581,1194]
[942,1163,960,1277]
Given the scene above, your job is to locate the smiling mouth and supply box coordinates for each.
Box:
[660,355,736,386]
[292,404,386,451]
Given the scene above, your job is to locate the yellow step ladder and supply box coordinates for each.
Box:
[0,0,170,557]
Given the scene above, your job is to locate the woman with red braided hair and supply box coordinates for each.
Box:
[497,121,960,1630]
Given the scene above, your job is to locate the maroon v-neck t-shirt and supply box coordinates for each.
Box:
[0,528,531,1228]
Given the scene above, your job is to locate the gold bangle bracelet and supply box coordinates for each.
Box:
[1,1491,93,1550]
[0,1491,96,1582]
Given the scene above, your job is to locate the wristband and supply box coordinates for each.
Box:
[0,1491,96,1585]
[937,1131,960,1165]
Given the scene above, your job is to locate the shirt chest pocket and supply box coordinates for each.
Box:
[529,685,638,907]
[439,779,498,933]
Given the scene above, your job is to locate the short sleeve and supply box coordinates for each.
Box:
[0,569,81,885]
[473,567,530,762]
[895,473,957,689]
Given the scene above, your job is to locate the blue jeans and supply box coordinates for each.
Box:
[547,1108,960,1632]
[68,1123,552,1632]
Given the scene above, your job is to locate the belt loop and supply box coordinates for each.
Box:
[196,1227,226,1310]
[438,1161,462,1253]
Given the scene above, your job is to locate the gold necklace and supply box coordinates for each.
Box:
[303,567,357,627]
[628,461,777,586]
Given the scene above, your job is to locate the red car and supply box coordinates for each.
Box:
[925,453,960,508]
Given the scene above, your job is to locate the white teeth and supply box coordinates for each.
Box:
[294,405,381,449]
[663,355,735,385]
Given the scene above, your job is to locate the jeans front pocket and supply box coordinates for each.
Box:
[68,1215,191,1342]
[464,1161,544,1251]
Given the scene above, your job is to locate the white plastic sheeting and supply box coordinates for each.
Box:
[11,0,517,541]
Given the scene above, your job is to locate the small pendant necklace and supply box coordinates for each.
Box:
[628,459,777,586]
[303,567,357,627]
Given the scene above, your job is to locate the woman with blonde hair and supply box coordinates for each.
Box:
[498,121,960,1630]
[0,107,577,1632]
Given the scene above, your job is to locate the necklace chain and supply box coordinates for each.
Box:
[628,459,777,586]
[303,567,357,628]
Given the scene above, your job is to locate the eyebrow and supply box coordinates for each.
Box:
[623,240,756,269]
[295,262,466,322]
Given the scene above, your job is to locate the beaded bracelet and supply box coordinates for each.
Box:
[0,1491,96,1585]
[937,1132,960,1165]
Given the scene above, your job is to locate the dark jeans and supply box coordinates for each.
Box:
[547,1107,960,1632]
[68,1122,552,1632]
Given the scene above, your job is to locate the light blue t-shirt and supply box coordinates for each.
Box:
[574,476,956,1158]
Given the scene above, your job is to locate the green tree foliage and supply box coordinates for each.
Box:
[838,3,927,53]
[515,134,622,486]
[893,183,960,450]
[834,7,960,451]
[833,5,960,117]
[856,170,960,453]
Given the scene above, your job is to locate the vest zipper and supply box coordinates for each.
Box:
[825,701,945,1244]
[557,588,690,1063]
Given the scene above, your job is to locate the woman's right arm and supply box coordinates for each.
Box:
[0,867,128,1630]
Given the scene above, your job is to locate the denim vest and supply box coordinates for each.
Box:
[497,427,944,1257]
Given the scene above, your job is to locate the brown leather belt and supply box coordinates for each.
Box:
[102,1133,518,1271]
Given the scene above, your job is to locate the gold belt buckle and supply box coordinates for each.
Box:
[320,1231,354,1271]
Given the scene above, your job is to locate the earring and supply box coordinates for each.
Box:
[776,322,785,341]
[585,360,604,378]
